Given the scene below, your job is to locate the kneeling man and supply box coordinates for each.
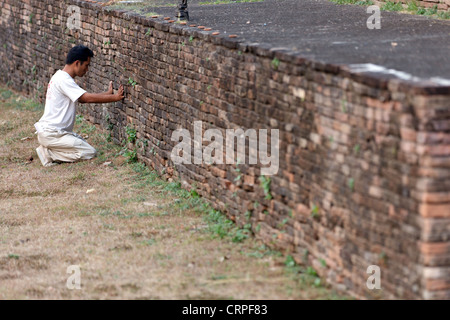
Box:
[34,45,124,167]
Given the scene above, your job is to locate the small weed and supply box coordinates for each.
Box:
[277,218,289,229]
[271,57,280,70]
[348,178,355,191]
[69,172,86,183]
[341,99,347,113]
[311,204,319,219]
[141,239,156,246]
[285,255,296,268]
[320,259,327,268]
[130,232,143,238]
[259,175,272,200]
[423,5,438,16]
[1,90,13,100]
[75,114,84,125]
[124,148,138,163]
[125,125,137,144]
[406,0,419,12]
[381,1,403,11]
[329,0,373,4]
[127,77,137,88]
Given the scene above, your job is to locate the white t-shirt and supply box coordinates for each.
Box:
[34,70,86,133]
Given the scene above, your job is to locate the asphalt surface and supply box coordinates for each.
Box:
[109,0,450,81]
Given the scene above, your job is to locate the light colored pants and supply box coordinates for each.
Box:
[37,129,97,163]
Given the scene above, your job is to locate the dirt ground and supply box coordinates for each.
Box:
[0,86,351,300]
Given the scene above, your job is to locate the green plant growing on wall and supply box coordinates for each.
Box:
[348,178,355,191]
[105,114,114,142]
[259,175,272,200]
[125,125,137,144]
[137,138,148,149]
[127,77,137,88]
[277,217,289,229]
[29,14,34,24]
[233,166,242,182]
[271,57,280,70]
[341,99,347,113]
[311,204,319,219]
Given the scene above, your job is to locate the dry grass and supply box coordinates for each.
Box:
[0,86,351,300]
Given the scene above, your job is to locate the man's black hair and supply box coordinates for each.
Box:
[66,45,94,65]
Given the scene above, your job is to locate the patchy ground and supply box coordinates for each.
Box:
[0,86,350,299]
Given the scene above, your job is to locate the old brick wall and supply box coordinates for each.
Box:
[1,0,449,299]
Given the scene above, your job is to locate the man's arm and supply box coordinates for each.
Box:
[79,84,124,104]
